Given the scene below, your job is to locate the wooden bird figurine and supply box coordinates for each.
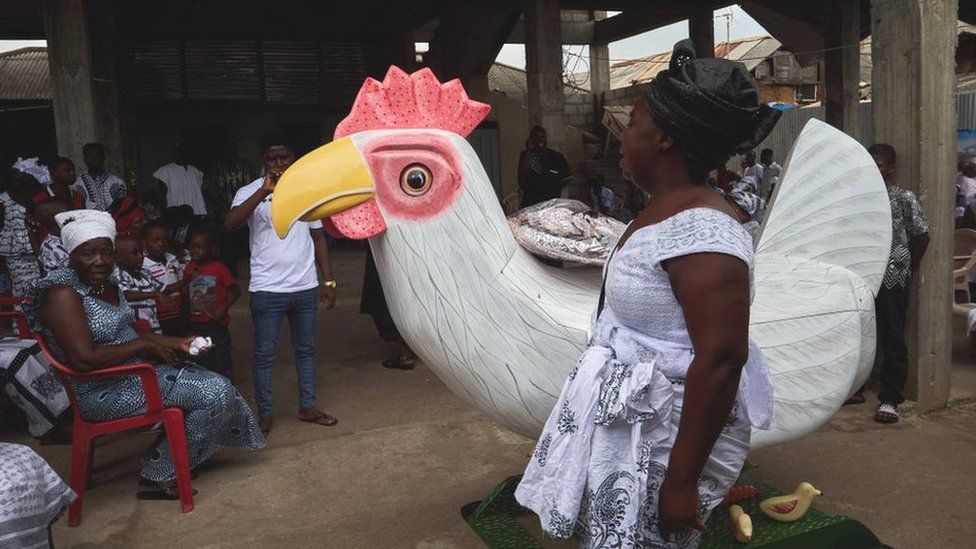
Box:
[759,482,822,522]
[271,67,893,445]
[729,505,753,543]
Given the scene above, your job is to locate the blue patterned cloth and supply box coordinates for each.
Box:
[28,268,265,482]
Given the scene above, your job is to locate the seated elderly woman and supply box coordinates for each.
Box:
[26,210,265,498]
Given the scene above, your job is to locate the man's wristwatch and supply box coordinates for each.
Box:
[322,280,338,289]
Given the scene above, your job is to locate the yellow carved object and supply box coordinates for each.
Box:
[729,504,753,543]
[759,482,822,522]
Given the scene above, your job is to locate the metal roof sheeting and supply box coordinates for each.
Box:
[0,47,50,100]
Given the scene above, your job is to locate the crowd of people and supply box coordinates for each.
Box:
[0,42,935,545]
[0,132,348,498]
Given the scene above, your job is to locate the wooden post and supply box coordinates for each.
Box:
[871,0,957,412]
[689,8,715,58]
[589,10,610,134]
[43,0,98,169]
[524,0,566,153]
[824,0,860,134]
[43,0,126,175]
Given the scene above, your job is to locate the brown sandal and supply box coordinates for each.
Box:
[299,411,338,427]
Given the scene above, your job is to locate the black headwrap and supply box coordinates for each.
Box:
[642,39,781,170]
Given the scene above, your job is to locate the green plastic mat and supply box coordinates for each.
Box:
[463,475,882,549]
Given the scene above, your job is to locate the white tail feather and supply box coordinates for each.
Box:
[757,119,892,292]
[750,120,892,446]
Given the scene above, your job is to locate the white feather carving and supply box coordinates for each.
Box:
[361,120,890,446]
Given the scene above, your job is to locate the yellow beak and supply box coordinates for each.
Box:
[270,137,375,238]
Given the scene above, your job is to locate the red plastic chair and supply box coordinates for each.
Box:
[0,311,195,526]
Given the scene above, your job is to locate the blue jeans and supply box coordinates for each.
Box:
[250,288,318,417]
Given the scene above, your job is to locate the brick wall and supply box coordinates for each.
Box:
[565,92,597,129]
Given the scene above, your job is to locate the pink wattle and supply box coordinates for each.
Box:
[327,199,387,240]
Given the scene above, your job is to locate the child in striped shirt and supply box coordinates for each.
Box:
[116,235,183,334]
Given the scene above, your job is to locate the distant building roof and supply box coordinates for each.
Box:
[488,61,588,100]
[0,47,50,101]
[567,35,785,91]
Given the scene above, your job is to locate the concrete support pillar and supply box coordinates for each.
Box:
[43,0,126,176]
[871,0,958,412]
[424,2,520,101]
[589,11,610,127]
[824,0,860,134]
[43,0,98,169]
[689,9,715,58]
[524,0,566,152]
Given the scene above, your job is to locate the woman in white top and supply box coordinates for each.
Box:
[516,40,780,547]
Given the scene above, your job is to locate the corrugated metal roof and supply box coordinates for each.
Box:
[568,35,785,91]
[0,46,50,100]
[488,62,529,98]
[488,61,588,99]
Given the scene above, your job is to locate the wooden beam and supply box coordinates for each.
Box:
[871,0,957,412]
[506,17,593,45]
[823,0,859,133]
[689,8,715,58]
[43,0,98,169]
[424,2,521,97]
[524,0,566,152]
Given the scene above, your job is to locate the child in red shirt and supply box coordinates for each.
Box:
[184,229,241,380]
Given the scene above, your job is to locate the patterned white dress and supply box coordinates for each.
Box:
[516,208,774,548]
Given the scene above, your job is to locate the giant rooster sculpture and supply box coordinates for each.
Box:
[270,67,892,447]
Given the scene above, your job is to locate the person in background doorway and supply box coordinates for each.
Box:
[740,149,763,184]
[74,143,127,211]
[154,140,207,217]
[204,141,255,276]
[957,162,976,208]
[758,148,781,201]
[587,175,616,215]
[846,144,929,425]
[517,126,572,208]
[48,158,85,209]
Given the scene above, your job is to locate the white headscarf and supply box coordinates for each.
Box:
[11,157,51,185]
[55,210,116,254]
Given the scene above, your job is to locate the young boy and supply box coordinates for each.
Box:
[848,144,930,424]
[184,228,240,380]
[115,235,182,333]
[33,198,72,272]
[142,220,186,335]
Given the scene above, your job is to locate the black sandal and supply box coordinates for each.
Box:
[843,393,866,406]
[136,482,197,500]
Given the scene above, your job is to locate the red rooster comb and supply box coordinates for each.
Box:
[334,66,491,139]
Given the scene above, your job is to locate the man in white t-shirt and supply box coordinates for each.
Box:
[154,141,208,216]
[226,132,337,435]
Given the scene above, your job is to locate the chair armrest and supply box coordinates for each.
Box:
[0,310,30,337]
[73,362,165,413]
[0,295,29,307]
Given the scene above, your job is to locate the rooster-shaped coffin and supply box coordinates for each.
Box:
[271,67,892,447]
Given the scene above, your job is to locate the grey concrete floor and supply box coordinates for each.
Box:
[3,248,975,548]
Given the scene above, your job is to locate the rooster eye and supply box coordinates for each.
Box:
[399,164,433,196]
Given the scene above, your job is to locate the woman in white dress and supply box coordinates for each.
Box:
[515,40,781,548]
